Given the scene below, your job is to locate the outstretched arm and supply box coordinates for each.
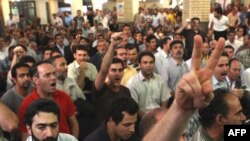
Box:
[143,36,225,141]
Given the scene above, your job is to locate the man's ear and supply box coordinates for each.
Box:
[108,117,116,127]
[26,125,32,135]
[215,114,224,127]
[32,76,38,85]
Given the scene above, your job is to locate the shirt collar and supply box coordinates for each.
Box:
[139,71,155,81]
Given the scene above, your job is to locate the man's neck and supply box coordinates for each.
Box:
[205,126,223,141]
[142,72,153,80]
[15,86,29,97]
[106,81,120,92]
[107,122,120,141]
[36,88,54,99]
[173,57,183,64]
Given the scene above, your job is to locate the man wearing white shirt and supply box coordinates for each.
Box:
[225,30,243,53]
[154,37,171,74]
[212,52,230,90]
[210,7,229,40]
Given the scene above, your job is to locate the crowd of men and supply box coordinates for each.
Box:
[0,1,250,141]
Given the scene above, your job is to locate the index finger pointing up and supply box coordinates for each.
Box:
[205,37,225,72]
[191,35,203,71]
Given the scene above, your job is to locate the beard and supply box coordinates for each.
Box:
[31,130,58,141]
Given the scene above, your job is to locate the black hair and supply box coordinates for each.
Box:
[24,99,60,126]
[159,37,172,49]
[49,55,64,65]
[11,62,30,78]
[225,45,235,52]
[42,47,53,55]
[72,45,89,54]
[170,40,184,49]
[14,44,27,51]
[111,58,124,69]
[19,56,36,65]
[199,89,231,128]
[137,51,155,63]
[146,34,157,43]
[214,7,223,15]
[229,58,240,68]
[105,96,138,124]
[125,43,139,53]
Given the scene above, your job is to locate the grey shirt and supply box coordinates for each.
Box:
[160,57,189,93]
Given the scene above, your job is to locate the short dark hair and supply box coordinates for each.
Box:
[122,24,131,30]
[199,89,231,128]
[8,45,16,54]
[49,55,64,65]
[225,45,234,52]
[42,47,53,55]
[105,96,138,124]
[54,33,62,39]
[111,58,124,69]
[214,7,223,15]
[11,62,30,78]
[191,17,200,22]
[159,37,171,49]
[19,56,36,65]
[170,40,184,50]
[146,34,157,43]
[14,44,27,51]
[137,51,155,63]
[30,61,52,78]
[72,45,89,54]
[125,43,139,53]
[24,99,60,126]
[229,58,240,68]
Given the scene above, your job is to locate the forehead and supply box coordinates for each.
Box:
[16,67,29,73]
[110,63,123,69]
[171,43,183,48]
[217,56,229,64]
[37,63,55,73]
[230,60,241,67]
[141,55,154,61]
[116,48,126,53]
[75,49,88,54]
[119,112,137,123]
[55,57,66,64]
[32,112,58,125]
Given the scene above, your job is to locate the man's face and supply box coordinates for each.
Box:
[228,60,241,81]
[213,56,229,81]
[147,39,157,52]
[55,35,63,46]
[107,63,124,86]
[237,28,244,37]
[223,96,246,125]
[228,33,236,42]
[112,112,137,140]
[116,48,128,67]
[43,50,52,60]
[192,19,200,30]
[54,57,68,80]
[26,112,59,141]
[122,26,131,37]
[224,48,234,59]
[201,43,209,55]
[74,50,88,64]
[170,43,184,60]
[97,41,107,54]
[127,48,138,63]
[134,33,142,43]
[13,67,31,89]
[139,55,154,77]
[34,64,57,94]
[173,35,182,41]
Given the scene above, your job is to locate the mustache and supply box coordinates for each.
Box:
[221,72,227,76]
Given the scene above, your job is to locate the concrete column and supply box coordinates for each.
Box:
[1,0,11,26]
[36,0,48,24]
[48,0,59,22]
[71,0,83,17]
[116,0,139,23]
